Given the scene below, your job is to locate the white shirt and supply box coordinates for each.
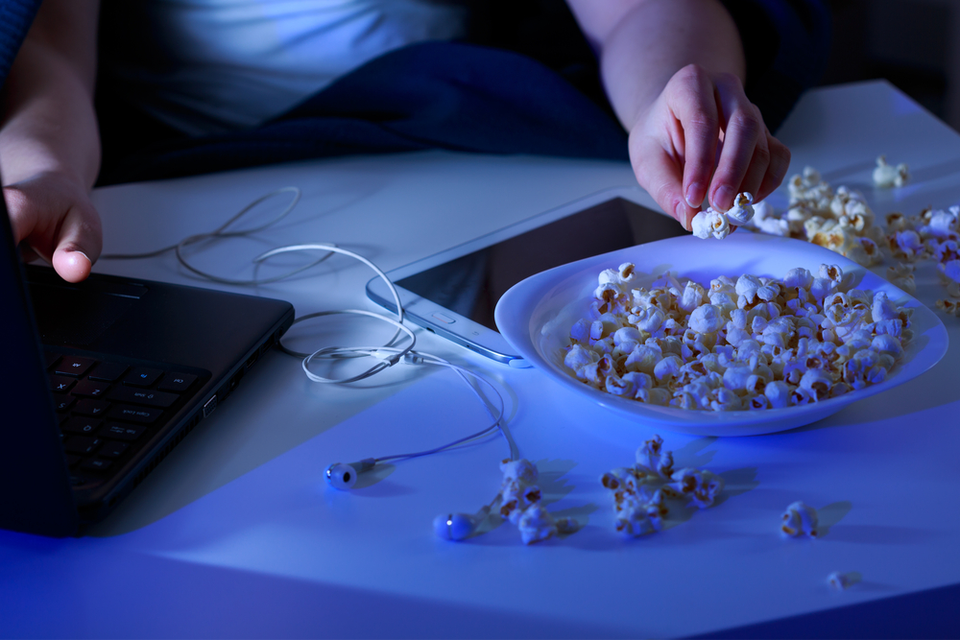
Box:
[106,0,469,135]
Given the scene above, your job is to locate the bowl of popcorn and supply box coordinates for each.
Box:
[494,232,948,435]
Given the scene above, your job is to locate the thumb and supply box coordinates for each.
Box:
[51,203,102,283]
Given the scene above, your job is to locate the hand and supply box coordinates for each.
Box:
[3,171,102,282]
[627,64,790,230]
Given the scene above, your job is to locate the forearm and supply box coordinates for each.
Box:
[568,0,746,132]
[0,38,101,188]
[1,0,100,189]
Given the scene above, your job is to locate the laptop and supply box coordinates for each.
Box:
[0,179,295,537]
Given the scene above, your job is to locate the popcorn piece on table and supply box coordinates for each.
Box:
[886,262,917,295]
[517,503,559,545]
[827,571,860,590]
[872,155,910,188]
[781,501,819,538]
[601,435,724,537]
[936,298,960,316]
[501,458,579,544]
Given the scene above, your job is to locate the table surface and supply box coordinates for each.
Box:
[3,80,960,639]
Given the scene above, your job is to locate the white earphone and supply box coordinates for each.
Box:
[324,459,376,490]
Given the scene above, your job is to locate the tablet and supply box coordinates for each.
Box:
[365,187,688,366]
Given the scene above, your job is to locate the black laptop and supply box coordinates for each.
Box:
[0,181,295,537]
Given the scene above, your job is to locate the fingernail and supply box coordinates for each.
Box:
[675,202,690,231]
[714,185,734,210]
[685,183,703,208]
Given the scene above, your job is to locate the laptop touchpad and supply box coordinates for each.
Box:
[28,276,146,347]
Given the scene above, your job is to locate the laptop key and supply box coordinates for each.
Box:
[72,379,111,397]
[99,441,129,457]
[49,375,76,393]
[63,436,102,455]
[88,361,128,382]
[61,417,102,435]
[73,398,111,417]
[107,386,179,408]
[51,394,75,412]
[55,356,96,377]
[158,372,197,393]
[102,423,146,441]
[80,458,112,473]
[124,367,163,387]
[108,405,162,424]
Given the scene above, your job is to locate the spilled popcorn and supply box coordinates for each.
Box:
[691,192,755,239]
[781,500,819,538]
[563,261,911,411]
[737,161,960,311]
[434,458,577,545]
[499,458,578,544]
[827,571,860,590]
[872,156,910,188]
[600,435,724,537]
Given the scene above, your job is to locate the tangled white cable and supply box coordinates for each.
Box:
[101,186,519,487]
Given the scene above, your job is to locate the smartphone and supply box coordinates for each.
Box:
[365,187,688,366]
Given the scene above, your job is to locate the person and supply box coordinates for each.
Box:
[0,0,830,283]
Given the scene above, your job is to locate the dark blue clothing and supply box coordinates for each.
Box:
[0,0,40,86]
[0,0,831,185]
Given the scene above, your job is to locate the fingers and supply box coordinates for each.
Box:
[643,67,791,216]
[3,174,102,282]
[708,73,765,210]
[628,127,700,231]
[667,65,720,213]
[756,134,791,202]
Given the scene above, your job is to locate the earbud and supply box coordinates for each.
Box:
[324,458,376,490]
[432,505,491,541]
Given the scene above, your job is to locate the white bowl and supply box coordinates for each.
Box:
[495,232,949,436]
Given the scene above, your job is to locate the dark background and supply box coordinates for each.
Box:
[822,0,960,130]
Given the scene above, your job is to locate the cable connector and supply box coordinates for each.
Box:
[371,350,403,366]
[401,352,426,365]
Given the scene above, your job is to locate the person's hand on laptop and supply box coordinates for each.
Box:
[566,0,790,231]
[3,172,102,283]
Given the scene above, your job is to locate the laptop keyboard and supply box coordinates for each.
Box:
[45,351,203,486]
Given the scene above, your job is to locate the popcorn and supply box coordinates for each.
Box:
[692,208,730,240]
[690,192,755,239]
[636,434,674,478]
[602,436,724,537]
[615,502,664,536]
[726,192,756,225]
[886,262,916,295]
[781,501,819,538]
[937,298,960,316]
[563,260,911,412]
[517,503,559,544]
[872,155,910,188]
[669,468,725,508]
[689,304,726,334]
[827,571,859,590]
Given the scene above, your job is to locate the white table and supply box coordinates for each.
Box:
[2,80,958,638]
